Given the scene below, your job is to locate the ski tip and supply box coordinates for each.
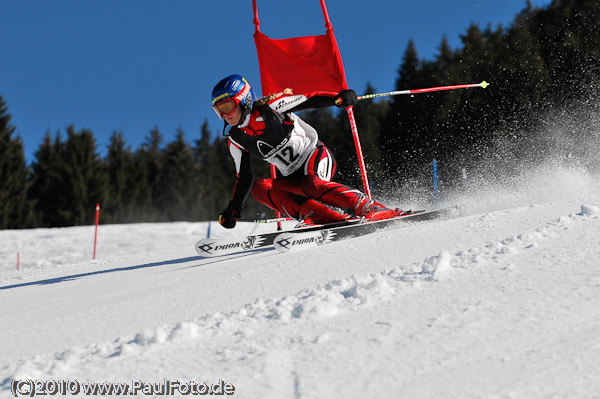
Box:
[480,81,489,89]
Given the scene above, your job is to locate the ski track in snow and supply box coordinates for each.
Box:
[1,186,600,397]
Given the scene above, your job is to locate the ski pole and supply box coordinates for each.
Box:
[237,217,294,224]
[357,81,489,101]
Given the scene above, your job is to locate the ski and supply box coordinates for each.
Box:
[273,206,463,253]
[194,218,365,257]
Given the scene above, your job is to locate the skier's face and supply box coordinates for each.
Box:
[223,103,242,126]
[213,97,242,125]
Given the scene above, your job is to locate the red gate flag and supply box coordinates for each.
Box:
[253,0,348,96]
[251,0,372,198]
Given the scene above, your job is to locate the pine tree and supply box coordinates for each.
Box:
[129,126,164,222]
[430,35,461,161]
[28,127,107,227]
[528,0,600,97]
[156,128,201,221]
[195,120,233,220]
[442,23,489,170]
[0,97,31,229]
[434,35,457,84]
[105,130,134,223]
[59,126,108,226]
[380,39,433,187]
[28,132,65,227]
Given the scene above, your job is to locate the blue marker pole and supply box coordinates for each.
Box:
[207,221,212,239]
[433,159,439,204]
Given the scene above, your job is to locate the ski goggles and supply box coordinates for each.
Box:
[212,98,237,119]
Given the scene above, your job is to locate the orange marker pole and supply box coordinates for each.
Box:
[93,203,100,259]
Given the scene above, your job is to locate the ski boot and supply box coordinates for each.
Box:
[353,196,404,221]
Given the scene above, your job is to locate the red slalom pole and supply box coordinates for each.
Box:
[357,81,489,101]
[17,252,20,271]
[346,106,371,198]
[93,203,100,259]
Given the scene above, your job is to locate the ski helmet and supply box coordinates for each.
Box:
[211,74,255,123]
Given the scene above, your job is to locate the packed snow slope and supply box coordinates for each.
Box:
[1,164,599,398]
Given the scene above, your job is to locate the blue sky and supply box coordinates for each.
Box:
[1,0,551,163]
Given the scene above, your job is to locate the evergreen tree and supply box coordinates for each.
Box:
[28,127,107,227]
[195,121,234,220]
[28,132,66,227]
[156,128,201,221]
[434,35,457,84]
[105,130,134,223]
[429,35,461,160]
[0,97,32,229]
[130,126,164,222]
[59,126,108,226]
[380,39,435,188]
[381,38,420,176]
[440,23,496,177]
[528,0,600,97]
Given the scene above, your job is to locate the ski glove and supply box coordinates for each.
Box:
[219,203,241,229]
[334,90,358,108]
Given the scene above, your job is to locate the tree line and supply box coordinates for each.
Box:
[1,0,599,229]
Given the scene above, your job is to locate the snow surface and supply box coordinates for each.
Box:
[1,163,600,398]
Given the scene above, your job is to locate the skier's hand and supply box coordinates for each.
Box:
[218,204,241,229]
[334,90,357,108]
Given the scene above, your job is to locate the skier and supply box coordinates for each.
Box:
[212,74,403,229]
